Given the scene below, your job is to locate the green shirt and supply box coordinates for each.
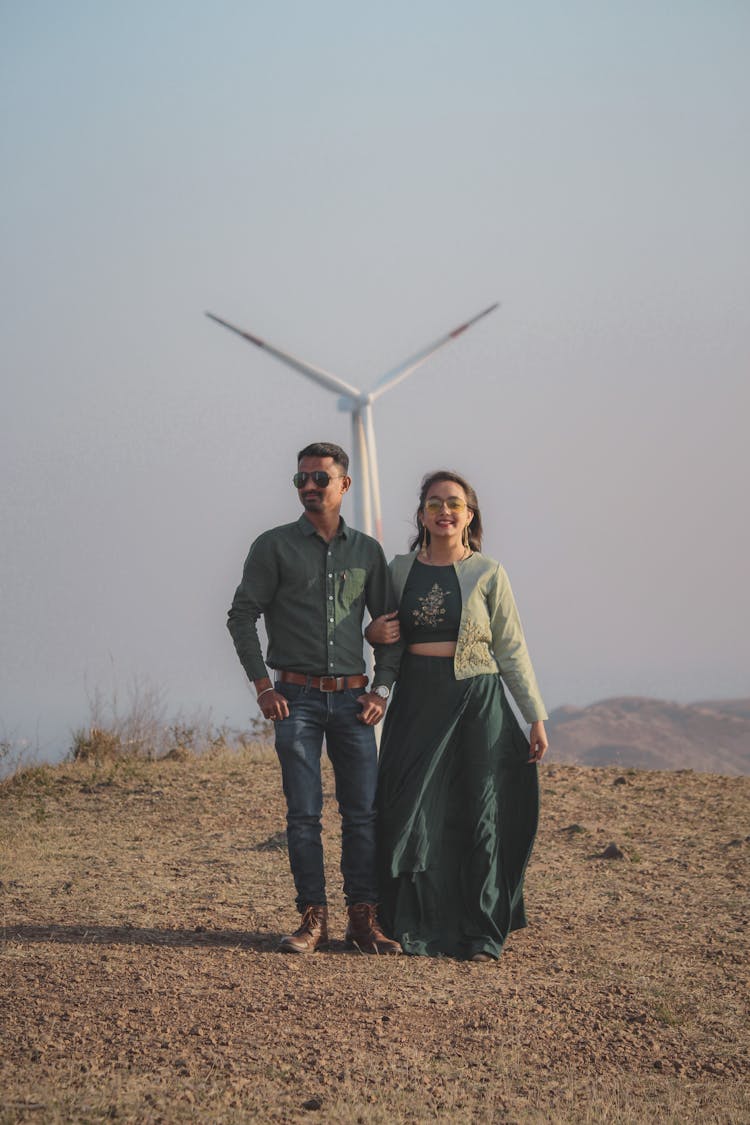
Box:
[228,514,399,689]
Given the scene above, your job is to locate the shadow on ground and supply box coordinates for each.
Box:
[0,923,280,950]
[1,924,370,955]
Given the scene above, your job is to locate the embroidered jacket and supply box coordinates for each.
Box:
[386,551,547,723]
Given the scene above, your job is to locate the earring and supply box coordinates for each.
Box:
[420,523,428,551]
[462,524,470,549]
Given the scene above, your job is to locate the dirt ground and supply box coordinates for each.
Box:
[1,749,748,1123]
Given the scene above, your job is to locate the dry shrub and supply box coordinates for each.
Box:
[67,676,274,765]
[0,762,54,794]
[70,726,123,763]
[163,744,194,762]
[0,731,38,782]
[83,676,168,759]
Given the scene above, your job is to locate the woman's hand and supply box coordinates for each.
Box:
[528,720,548,763]
[365,611,401,646]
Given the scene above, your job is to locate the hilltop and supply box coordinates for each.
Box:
[547,696,750,774]
[1,749,748,1123]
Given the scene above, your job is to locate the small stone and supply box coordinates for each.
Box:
[302,1097,323,1111]
[613,776,628,786]
[599,842,625,860]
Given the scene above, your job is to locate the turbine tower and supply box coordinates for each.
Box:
[206,303,498,542]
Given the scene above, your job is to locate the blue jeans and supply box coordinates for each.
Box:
[274,681,379,910]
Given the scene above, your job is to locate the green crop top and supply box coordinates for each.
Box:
[399,559,462,643]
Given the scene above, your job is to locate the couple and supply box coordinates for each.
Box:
[227,442,548,962]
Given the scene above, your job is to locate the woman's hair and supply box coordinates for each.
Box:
[408,469,484,552]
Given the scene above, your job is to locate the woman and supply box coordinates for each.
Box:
[368,470,548,962]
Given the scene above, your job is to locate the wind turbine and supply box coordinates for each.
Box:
[205,303,498,542]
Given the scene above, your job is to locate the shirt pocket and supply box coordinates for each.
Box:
[335,567,367,614]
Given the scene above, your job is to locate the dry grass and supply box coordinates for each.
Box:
[1,751,748,1123]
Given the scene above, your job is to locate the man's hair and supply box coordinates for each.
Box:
[297,442,349,473]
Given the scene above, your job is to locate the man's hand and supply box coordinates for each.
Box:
[258,689,290,722]
[357,692,387,725]
[365,611,401,646]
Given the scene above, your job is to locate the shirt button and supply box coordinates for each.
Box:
[329,640,333,645]
[328,573,333,578]
[329,618,334,623]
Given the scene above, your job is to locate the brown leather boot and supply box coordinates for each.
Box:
[345,903,401,955]
[278,905,329,954]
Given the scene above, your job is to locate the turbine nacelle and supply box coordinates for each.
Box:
[337,393,373,411]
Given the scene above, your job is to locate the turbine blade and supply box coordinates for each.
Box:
[369,303,499,402]
[205,312,362,399]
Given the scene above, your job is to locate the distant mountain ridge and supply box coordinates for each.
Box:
[546,696,750,775]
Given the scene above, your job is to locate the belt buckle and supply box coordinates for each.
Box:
[319,676,340,692]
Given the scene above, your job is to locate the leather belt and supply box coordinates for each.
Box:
[277,671,368,693]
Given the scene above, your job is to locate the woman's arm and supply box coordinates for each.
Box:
[487,564,548,725]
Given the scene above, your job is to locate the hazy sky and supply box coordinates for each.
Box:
[2,1,749,762]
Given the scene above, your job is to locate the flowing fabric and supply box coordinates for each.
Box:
[376,653,539,960]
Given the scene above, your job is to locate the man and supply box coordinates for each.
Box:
[227,441,401,955]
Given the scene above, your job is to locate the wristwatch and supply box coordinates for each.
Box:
[373,685,391,700]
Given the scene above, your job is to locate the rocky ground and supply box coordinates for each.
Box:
[1,748,748,1123]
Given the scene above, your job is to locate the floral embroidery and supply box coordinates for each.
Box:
[412,582,451,629]
[455,619,496,676]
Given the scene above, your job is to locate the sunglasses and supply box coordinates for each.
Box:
[424,497,469,514]
[293,471,344,489]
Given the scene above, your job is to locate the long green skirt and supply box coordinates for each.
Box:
[376,654,539,960]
